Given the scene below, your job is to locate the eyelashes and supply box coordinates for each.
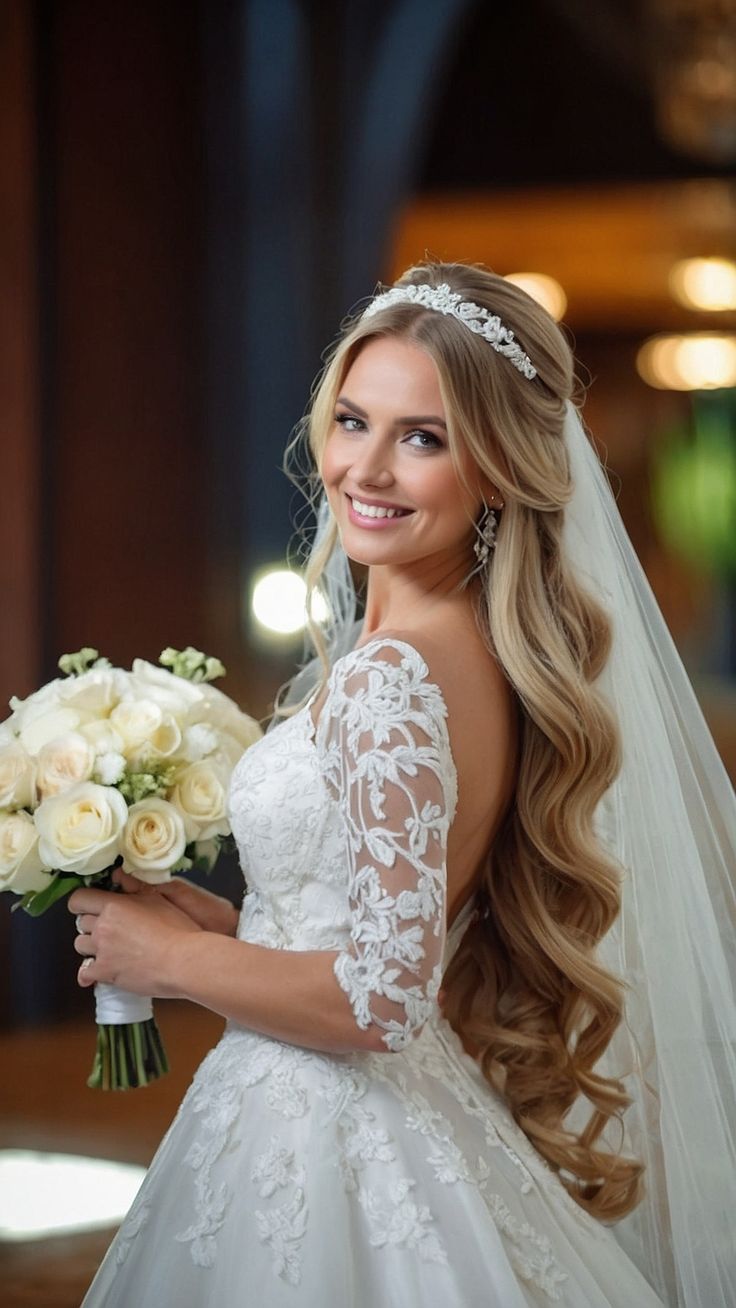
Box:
[333,412,443,451]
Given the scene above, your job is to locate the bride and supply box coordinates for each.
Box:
[69,262,735,1306]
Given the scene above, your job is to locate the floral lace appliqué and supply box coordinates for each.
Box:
[318,639,458,1053]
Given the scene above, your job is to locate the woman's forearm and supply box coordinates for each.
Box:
[165,931,383,1055]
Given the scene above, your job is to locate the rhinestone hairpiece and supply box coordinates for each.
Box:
[362,282,537,380]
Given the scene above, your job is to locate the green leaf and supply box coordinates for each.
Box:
[21,874,84,916]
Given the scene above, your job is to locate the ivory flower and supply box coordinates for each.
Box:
[110,699,163,751]
[0,810,49,893]
[129,660,205,718]
[0,742,37,809]
[121,798,186,883]
[79,720,125,756]
[170,760,230,841]
[20,708,83,756]
[34,781,128,875]
[36,732,96,799]
[186,684,263,750]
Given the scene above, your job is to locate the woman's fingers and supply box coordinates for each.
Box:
[73,931,96,957]
[112,867,157,895]
[68,887,115,916]
[78,957,96,986]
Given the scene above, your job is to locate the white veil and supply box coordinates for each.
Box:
[283,395,736,1307]
[561,399,736,1307]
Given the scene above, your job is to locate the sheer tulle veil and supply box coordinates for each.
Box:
[282,391,736,1307]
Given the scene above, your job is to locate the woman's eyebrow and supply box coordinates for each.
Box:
[336,395,447,430]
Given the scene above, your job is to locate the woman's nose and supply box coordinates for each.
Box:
[352,437,395,487]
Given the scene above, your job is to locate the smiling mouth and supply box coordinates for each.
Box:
[348,495,413,520]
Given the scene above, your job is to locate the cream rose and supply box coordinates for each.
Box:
[129,660,205,718]
[186,684,263,750]
[121,798,187,883]
[20,707,83,756]
[56,666,128,715]
[79,719,125,756]
[34,781,128,875]
[170,760,230,841]
[0,810,49,893]
[109,699,181,759]
[0,742,37,808]
[36,732,95,799]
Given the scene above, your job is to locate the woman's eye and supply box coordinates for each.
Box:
[334,413,364,432]
[406,429,442,450]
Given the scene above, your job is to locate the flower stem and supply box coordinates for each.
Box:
[87,1017,169,1091]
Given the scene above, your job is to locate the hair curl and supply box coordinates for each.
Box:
[278,260,644,1222]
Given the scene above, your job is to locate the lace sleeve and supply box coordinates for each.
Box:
[318,638,458,1052]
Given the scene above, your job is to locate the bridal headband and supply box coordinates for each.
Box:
[362,282,538,380]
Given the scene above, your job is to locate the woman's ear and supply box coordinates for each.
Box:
[475,471,505,510]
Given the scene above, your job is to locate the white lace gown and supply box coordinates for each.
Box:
[82,638,667,1307]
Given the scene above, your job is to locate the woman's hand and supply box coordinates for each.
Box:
[68,883,203,997]
[111,867,241,936]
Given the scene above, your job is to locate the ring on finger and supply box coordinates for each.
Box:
[75,915,86,934]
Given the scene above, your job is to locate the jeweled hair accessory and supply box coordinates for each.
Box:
[362,282,537,380]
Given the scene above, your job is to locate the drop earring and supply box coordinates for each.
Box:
[473,497,502,566]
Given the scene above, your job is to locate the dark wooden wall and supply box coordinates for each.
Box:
[1,0,208,1025]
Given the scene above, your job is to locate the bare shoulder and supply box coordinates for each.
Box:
[361,622,519,763]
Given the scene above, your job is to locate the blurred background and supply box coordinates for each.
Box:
[1,0,735,1298]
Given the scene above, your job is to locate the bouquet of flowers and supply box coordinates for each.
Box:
[0,646,262,1089]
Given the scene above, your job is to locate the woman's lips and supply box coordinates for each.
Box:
[345,494,414,528]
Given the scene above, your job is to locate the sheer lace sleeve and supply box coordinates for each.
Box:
[317,638,458,1052]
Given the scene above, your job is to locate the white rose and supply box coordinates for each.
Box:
[0,742,37,808]
[20,707,83,756]
[56,667,128,715]
[0,810,49,893]
[9,679,62,726]
[129,660,205,719]
[186,684,263,750]
[36,732,95,799]
[109,698,163,750]
[79,719,124,756]
[34,781,128,875]
[0,719,18,747]
[121,798,186,883]
[170,760,230,841]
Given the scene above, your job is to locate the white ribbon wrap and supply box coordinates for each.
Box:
[94,982,153,1025]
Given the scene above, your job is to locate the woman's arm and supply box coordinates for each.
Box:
[69,638,455,1058]
[68,887,382,1054]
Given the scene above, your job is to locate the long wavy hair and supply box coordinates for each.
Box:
[276,260,644,1222]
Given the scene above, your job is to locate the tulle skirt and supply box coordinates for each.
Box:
[82,1017,667,1307]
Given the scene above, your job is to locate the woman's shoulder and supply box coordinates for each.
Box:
[350,620,508,704]
[357,622,519,786]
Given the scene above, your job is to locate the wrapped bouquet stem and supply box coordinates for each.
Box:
[88,982,168,1091]
[1,645,262,1089]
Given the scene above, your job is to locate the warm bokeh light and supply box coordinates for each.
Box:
[251,568,328,635]
[637,333,736,390]
[504,272,568,321]
[669,258,736,311]
[0,1150,145,1241]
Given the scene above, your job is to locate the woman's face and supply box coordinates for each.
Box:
[320,336,490,573]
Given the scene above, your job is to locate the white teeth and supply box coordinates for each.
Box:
[351,497,407,519]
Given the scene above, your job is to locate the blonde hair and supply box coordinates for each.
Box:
[279,260,644,1221]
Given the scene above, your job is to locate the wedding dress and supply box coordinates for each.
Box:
[82,636,667,1307]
